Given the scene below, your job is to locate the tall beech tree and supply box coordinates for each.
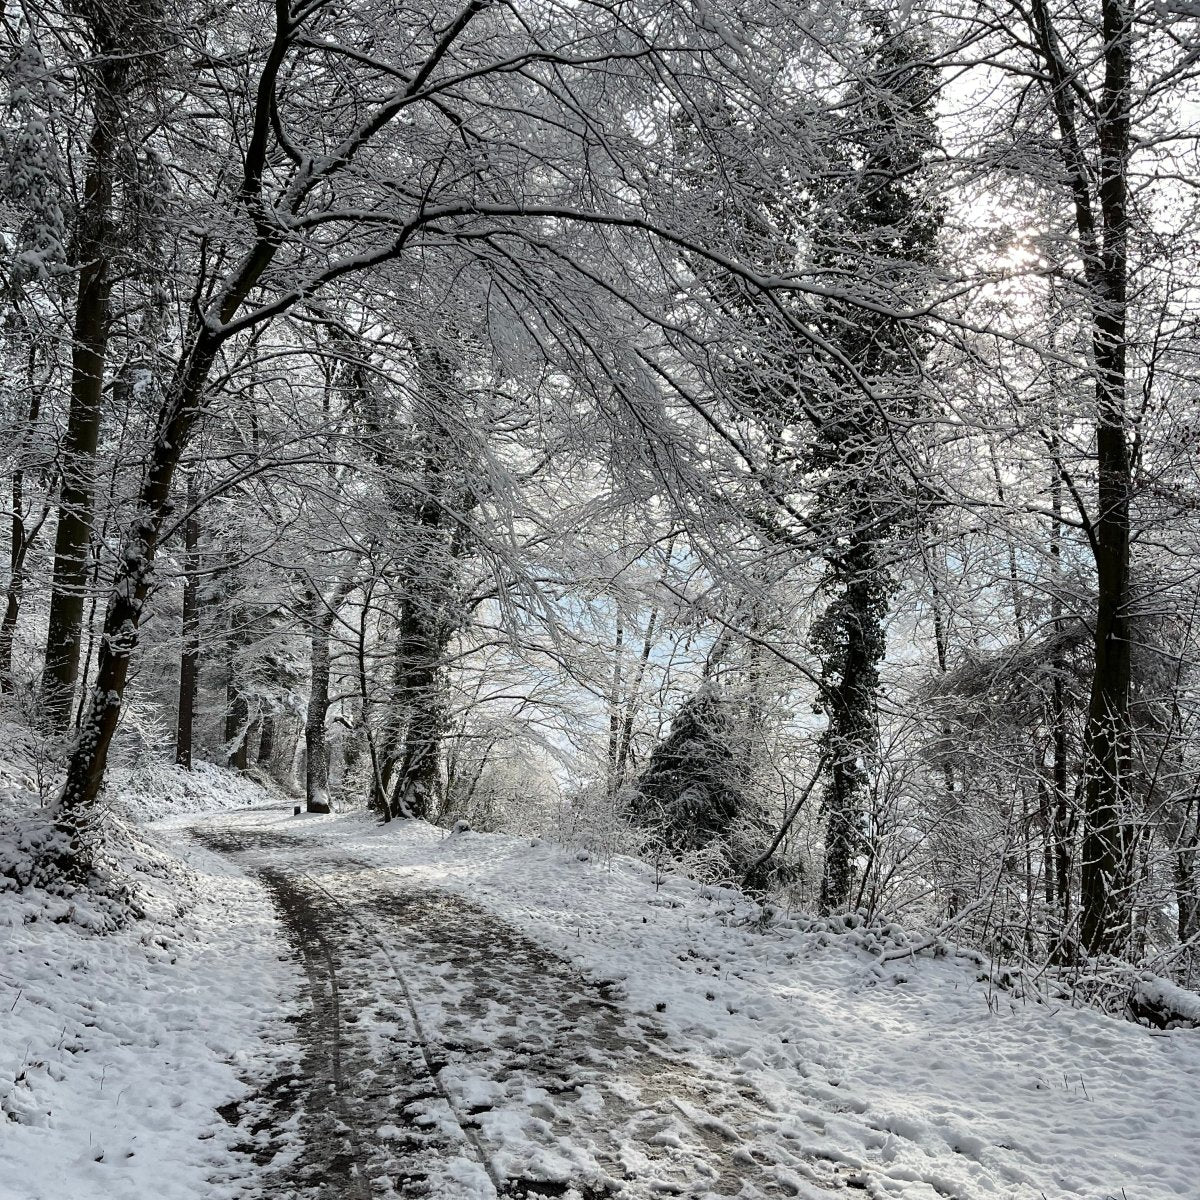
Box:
[1005,0,1136,955]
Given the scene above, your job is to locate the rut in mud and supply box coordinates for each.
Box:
[194,822,822,1199]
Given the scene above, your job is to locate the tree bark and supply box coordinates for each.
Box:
[819,547,881,913]
[304,594,335,814]
[303,575,357,813]
[257,711,276,767]
[224,605,250,771]
[41,67,123,729]
[1027,0,1134,956]
[377,345,469,821]
[175,476,200,768]
[1078,0,1133,957]
[1048,435,1074,952]
[226,687,250,771]
[1,348,46,692]
[382,586,450,820]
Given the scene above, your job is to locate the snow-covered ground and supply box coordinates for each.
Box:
[186,807,1199,1200]
[0,746,301,1200]
[4,758,1198,1199]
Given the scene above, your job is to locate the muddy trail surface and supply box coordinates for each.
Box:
[193,818,833,1200]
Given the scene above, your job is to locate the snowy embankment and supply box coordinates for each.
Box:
[0,743,301,1200]
[214,807,1200,1200]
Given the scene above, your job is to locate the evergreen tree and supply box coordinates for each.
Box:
[627,685,748,868]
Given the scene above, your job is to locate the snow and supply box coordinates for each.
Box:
[105,757,269,822]
[0,741,301,1200]
[1131,972,1200,1028]
[3,755,1199,1199]
[183,805,1200,1199]
[0,838,300,1200]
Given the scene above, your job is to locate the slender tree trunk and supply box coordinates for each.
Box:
[175,477,200,768]
[613,607,659,789]
[1172,802,1200,987]
[1079,3,1133,953]
[1048,435,1075,951]
[304,594,335,814]
[0,361,45,690]
[41,83,120,730]
[226,689,250,771]
[612,544,673,792]
[1079,357,1132,954]
[257,712,275,767]
[302,575,357,814]
[355,585,391,817]
[0,464,27,690]
[288,716,305,791]
[924,545,964,916]
[224,604,251,771]
[376,595,410,811]
[1027,0,1134,958]
[606,609,625,795]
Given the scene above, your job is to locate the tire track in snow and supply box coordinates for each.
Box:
[194,817,841,1199]
[256,865,374,1200]
[195,828,478,1197]
[297,866,504,1193]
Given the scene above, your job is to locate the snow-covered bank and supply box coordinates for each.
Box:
[0,760,301,1200]
[106,757,277,822]
[206,806,1200,1200]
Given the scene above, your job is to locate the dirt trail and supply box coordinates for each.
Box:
[194,821,824,1199]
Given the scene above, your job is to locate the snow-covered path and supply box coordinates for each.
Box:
[178,805,1200,1200]
[10,793,1196,1199]
[193,814,821,1199]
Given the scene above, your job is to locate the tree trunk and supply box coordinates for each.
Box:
[302,575,358,813]
[226,688,250,771]
[1172,804,1200,988]
[175,477,200,768]
[819,543,882,913]
[41,83,120,730]
[1078,0,1133,954]
[1026,0,1134,957]
[257,712,276,767]
[1079,365,1132,955]
[1048,436,1074,953]
[606,609,625,796]
[224,605,250,771]
[382,587,449,821]
[0,464,27,690]
[0,364,45,691]
[924,544,964,917]
[377,348,467,821]
[304,594,335,814]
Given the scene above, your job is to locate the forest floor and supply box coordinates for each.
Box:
[4,764,1200,1199]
